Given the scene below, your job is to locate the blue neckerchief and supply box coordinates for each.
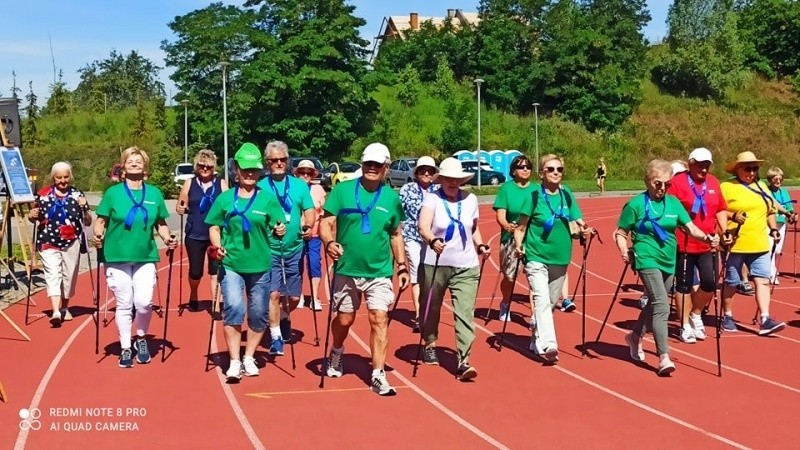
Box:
[737,178,775,209]
[541,185,573,235]
[339,178,382,234]
[123,183,148,230]
[686,173,707,216]
[637,192,669,243]
[439,189,467,249]
[224,187,258,233]
[198,178,216,214]
[46,186,71,224]
[268,176,293,217]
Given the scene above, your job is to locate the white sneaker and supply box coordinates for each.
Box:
[312,299,323,311]
[680,326,697,343]
[226,360,243,380]
[690,315,706,340]
[297,298,306,308]
[371,371,397,396]
[658,355,676,376]
[625,332,645,362]
[242,356,259,377]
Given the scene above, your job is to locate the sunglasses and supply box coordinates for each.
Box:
[417,167,436,175]
[515,165,532,170]
[543,166,564,173]
[196,164,214,171]
[296,170,314,177]
[268,157,288,164]
[741,165,760,173]
[653,180,672,190]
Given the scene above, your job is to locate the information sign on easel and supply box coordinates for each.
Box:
[0,147,34,204]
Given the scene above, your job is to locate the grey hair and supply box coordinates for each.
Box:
[766,166,784,180]
[645,159,672,181]
[50,161,73,179]
[265,141,289,158]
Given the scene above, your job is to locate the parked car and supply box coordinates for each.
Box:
[387,157,418,188]
[323,162,361,190]
[174,163,195,187]
[461,161,505,186]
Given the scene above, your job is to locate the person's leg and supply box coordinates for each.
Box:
[638,269,672,363]
[498,240,519,321]
[448,266,479,377]
[327,275,359,377]
[267,253,285,352]
[404,239,423,328]
[524,260,556,355]
[40,248,64,325]
[721,252,744,331]
[279,250,304,341]
[308,236,323,310]
[541,264,567,361]
[419,264,448,351]
[184,238,207,309]
[748,252,786,334]
[60,240,81,317]
[240,271,270,376]
[130,263,156,364]
[219,267,246,378]
[105,263,134,366]
[675,252,696,342]
[689,252,715,339]
[364,277,398,395]
[771,224,787,282]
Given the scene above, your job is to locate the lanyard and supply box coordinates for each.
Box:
[123,183,148,230]
[268,176,293,220]
[686,174,707,216]
[224,187,258,233]
[339,178,382,234]
[47,186,71,224]
[439,190,467,249]
[197,178,217,214]
[541,185,573,234]
[737,178,775,209]
[772,188,797,208]
[637,192,669,243]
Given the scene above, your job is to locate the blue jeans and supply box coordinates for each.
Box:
[219,267,270,331]
[269,249,303,297]
[724,252,771,286]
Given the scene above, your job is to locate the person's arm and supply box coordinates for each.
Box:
[472,218,490,259]
[513,214,529,255]
[495,209,516,234]
[155,219,178,250]
[390,225,409,289]
[613,227,630,263]
[301,207,315,239]
[176,179,191,214]
[93,216,107,247]
[418,204,444,254]
[320,214,342,260]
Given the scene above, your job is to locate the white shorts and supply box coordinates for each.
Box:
[332,276,395,313]
[403,239,426,284]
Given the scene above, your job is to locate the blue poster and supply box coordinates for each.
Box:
[0,147,35,204]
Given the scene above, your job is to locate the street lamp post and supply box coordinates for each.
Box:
[181,99,189,163]
[532,102,540,167]
[220,61,230,184]
[474,78,484,189]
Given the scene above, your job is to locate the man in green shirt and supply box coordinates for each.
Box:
[320,143,409,396]
[256,141,315,356]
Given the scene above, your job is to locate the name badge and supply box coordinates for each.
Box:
[285,213,292,223]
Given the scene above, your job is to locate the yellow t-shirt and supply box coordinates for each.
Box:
[720,179,776,253]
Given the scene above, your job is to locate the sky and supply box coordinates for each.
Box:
[1,0,670,106]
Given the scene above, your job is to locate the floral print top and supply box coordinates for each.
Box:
[399,181,439,243]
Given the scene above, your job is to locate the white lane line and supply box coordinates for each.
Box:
[346,331,510,450]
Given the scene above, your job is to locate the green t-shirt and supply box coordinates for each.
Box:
[493,180,538,244]
[257,175,315,256]
[519,185,582,266]
[324,179,405,278]
[617,193,691,273]
[95,182,169,263]
[205,187,285,274]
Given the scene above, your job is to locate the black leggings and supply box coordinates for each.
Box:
[185,237,218,280]
[674,252,715,294]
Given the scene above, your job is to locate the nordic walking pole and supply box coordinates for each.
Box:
[482,271,503,324]
[302,226,320,346]
[578,230,600,355]
[81,229,99,354]
[319,249,338,389]
[595,260,630,343]
[712,247,722,377]
[205,250,223,372]
[25,216,39,326]
[794,221,798,283]
[161,234,177,363]
[178,201,187,316]
[496,258,522,352]
[413,252,440,377]
[276,222,296,370]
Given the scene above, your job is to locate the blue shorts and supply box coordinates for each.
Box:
[269,249,303,297]
[724,252,771,286]
[304,237,322,279]
[219,267,270,331]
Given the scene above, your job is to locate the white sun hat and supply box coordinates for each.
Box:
[432,157,474,183]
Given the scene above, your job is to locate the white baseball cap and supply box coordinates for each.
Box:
[361,143,391,164]
[688,147,713,163]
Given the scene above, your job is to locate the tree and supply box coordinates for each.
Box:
[45,71,72,116]
[736,0,800,78]
[73,50,166,111]
[23,81,39,147]
[439,97,474,153]
[432,57,456,99]
[396,65,422,106]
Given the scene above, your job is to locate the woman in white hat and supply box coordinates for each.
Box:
[719,151,785,335]
[294,159,326,310]
[418,157,490,380]
[398,156,439,331]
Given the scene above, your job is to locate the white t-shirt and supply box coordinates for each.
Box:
[421,190,479,268]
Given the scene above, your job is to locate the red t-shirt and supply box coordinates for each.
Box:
[668,172,727,254]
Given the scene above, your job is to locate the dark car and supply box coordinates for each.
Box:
[461,161,505,186]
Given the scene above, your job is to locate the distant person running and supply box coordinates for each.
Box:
[294,159,326,311]
[93,147,177,368]
[205,143,286,380]
[257,141,315,356]
[616,159,715,376]
[176,149,228,311]
[719,152,785,334]
[398,156,439,332]
[493,155,538,323]
[765,166,797,284]
[418,158,490,380]
[666,148,730,344]
[595,157,607,195]
[29,161,93,327]
[321,143,409,396]
[514,154,592,363]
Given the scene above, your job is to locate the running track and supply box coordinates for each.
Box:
[3,195,800,449]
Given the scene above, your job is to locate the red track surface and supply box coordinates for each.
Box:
[3,195,800,449]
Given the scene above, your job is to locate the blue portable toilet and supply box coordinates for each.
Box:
[489,150,506,173]
[454,150,476,163]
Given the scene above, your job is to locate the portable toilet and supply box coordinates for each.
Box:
[454,150,476,162]
[489,150,506,173]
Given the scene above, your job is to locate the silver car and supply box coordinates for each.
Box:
[387,157,418,188]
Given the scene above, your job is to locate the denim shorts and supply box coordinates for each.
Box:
[219,267,270,331]
[724,252,771,287]
[269,249,303,297]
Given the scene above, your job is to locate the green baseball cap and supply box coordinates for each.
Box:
[235,143,263,170]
